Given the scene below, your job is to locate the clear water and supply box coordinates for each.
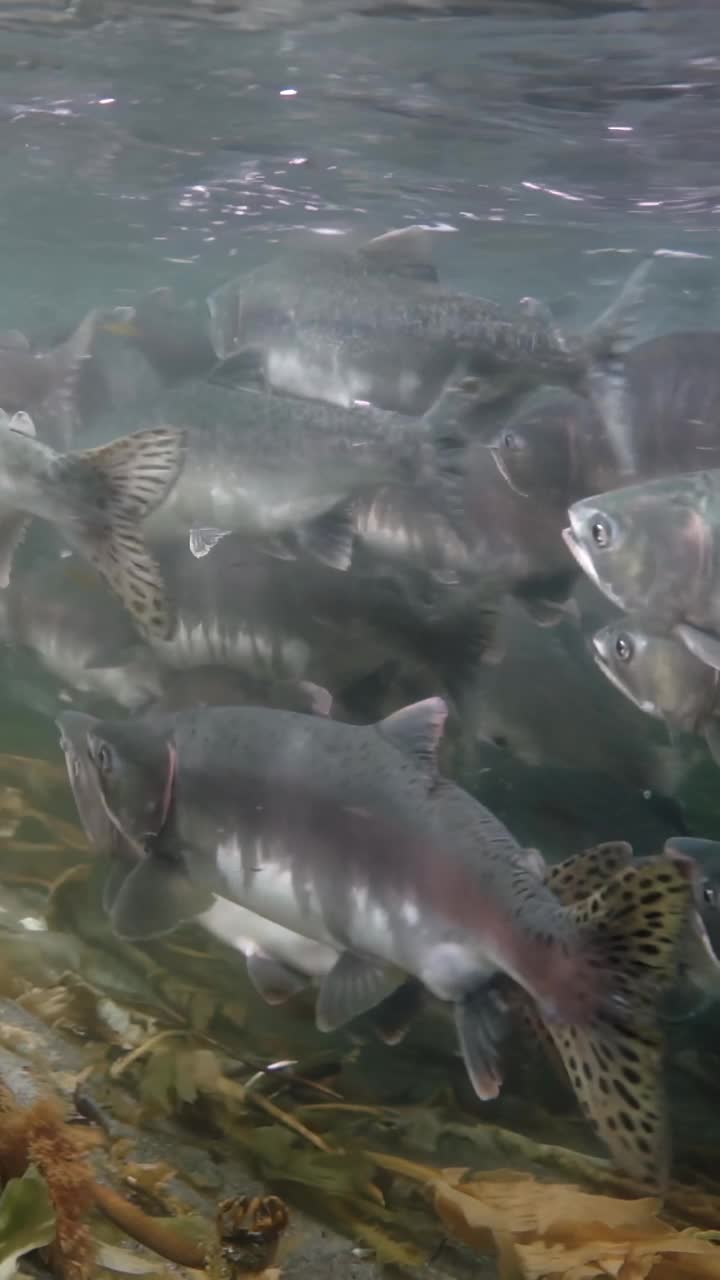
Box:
[1,4,720,1278]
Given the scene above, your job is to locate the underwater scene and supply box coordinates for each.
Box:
[3,1,720,1276]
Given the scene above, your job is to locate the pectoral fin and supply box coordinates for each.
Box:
[189,527,232,559]
[315,952,403,1032]
[299,501,356,572]
[246,951,310,1006]
[108,855,214,941]
[676,621,720,672]
[454,985,508,1101]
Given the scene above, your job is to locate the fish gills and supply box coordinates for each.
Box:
[544,854,692,1189]
[58,426,186,641]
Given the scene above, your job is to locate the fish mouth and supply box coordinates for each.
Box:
[101,306,141,339]
[561,523,600,585]
[487,445,529,499]
[590,643,660,719]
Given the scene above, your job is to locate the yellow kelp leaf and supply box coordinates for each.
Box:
[509,1223,720,1279]
[431,1171,658,1247]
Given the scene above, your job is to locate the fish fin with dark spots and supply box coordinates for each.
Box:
[298,500,355,572]
[543,842,635,907]
[0,512,30,589]
[454,985,508,1101]
[44,308,100,448]
[675,621,720,671]
[58,426,185,641]
[377,695,448,777]
[189,526,232,559]
[368,979,427,1046]
[540,854,693,1189]
[246,952,310,1006]
[315,953,403,1032]
[360,226,439,283]
[109,856,215,941]
[510,985,569,1084]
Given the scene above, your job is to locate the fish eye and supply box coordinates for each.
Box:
[703,883,717,909]
[94,743,113,775]
[590,515,613,549]
[614,633,634,663]
[503,430,525,452]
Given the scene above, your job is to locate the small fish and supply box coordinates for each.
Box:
[0,309,99,449]
[0,412,184,640]
[591,616,720,765]
[147,535,498,712]
[486,331,720,511]
[131,379,483,579]
[57,698,694,1187]
[467,597,690,796]
[206,227,650,426]
[563,471,720,673]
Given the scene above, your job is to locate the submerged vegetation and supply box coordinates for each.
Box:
[0,752,719,1278]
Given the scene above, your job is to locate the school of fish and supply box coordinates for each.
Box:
[3,226,720,1190]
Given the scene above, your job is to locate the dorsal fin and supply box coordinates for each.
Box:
[360,226,438,282]
[377,696,447,774]
[0,330,30,352]
[9,411,36,438]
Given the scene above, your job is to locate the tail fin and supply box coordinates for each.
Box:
[581,257,653,478]
[540,853,693,1189]
[58,426,185,642]
[543,841,634,904]
[44,309,100,448]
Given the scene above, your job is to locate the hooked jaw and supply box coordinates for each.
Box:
[562,510,600,587]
